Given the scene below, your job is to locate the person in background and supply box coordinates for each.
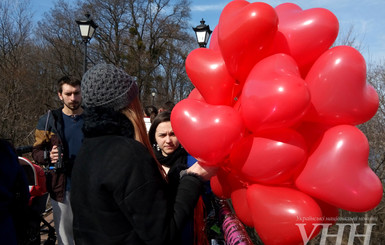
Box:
[158,100,175,113]
[143,105,158,132]
[0,138,30,245]
[148,111,208,245]
[70,63,217,245]
[32,76,83,245]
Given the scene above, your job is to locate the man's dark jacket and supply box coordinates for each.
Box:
[32,108,71,202]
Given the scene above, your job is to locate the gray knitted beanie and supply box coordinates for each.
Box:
[81,63,138,111]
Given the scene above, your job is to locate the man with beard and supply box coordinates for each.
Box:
[32,76,83,245]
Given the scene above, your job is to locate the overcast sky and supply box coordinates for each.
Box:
[31,0,385,64]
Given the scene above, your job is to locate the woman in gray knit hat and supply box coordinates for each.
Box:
[70,63,217,245]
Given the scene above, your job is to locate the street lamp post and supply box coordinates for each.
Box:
[76,13,98,74]
[151,92,156,105]
[193,19,212,48]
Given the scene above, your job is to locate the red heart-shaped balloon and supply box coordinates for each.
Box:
[247,184,323,245]
[314,198,339,225]
[270,3,339,76]
[230,128,307,185]
[218,0,278,83]
[210,167,243,199]
[185,48,236,105]
[240,54,311,133]
[295,121,333,152]
[304,46,379,125]
[208,26,220,51]
[187,88,205,102]
[296,125,383,212]
[231,188,254,227]
[171,99,244,165]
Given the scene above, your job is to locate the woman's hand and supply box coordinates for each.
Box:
[187,162,218,181]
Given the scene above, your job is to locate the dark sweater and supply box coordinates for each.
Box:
[70,108,203,245]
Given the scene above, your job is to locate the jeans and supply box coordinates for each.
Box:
[51,191,74,245]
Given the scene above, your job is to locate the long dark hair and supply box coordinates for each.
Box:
[83,96,166,179]
[148,111,172,147]
[121,97,166,179]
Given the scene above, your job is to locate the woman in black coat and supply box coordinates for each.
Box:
[70,63,216,245]
[149,111,203,245]
[148,111,190,188]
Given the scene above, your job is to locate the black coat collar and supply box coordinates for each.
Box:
[82,107,135,139]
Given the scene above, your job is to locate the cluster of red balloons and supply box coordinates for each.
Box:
[170,1,383,244]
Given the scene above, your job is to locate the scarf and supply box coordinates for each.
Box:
[154,145,188,168]
[154,145,209,245]
[82,106,135,139]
